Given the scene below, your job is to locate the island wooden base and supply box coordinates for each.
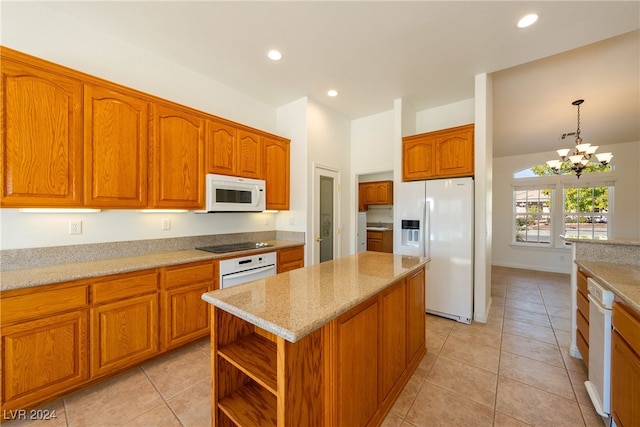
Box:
[210,267,426,426]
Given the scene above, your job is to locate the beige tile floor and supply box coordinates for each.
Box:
[5,266,607,427]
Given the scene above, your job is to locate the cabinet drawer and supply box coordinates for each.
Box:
[92,270,158,304]
[162,261,214,289]
[577,290,589,321]
[613,301,640,354]
[368,231,383,240]
[577,269,589,295]
[577,310,589,345]
[576,328,589,367]
[1,285,88,324]
[278,246,304,264]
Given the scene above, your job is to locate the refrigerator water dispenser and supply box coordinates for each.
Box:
[401,220,420,247]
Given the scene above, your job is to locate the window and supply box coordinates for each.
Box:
[512,165,614,247]
[563,186,610,240]
[514,188,553,245]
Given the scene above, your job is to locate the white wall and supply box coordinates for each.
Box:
[492,140,640,273]
[306,100,351,262]
[416,98,475,133]
[0,2,287,250]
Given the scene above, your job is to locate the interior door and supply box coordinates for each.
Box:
[313,165,340,264]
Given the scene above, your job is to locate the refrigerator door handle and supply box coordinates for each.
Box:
[424,200,430,258]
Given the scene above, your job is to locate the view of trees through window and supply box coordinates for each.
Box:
[514,163,611,244]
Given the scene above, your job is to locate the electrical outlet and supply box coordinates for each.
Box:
[161,218,171,230]
[69,220,82,235]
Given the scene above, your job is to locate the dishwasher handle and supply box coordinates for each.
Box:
[587,293,611,314]
[222,264,276,281]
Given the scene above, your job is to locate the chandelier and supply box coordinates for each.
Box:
[546,99,613,178]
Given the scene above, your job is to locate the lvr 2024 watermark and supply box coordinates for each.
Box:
[3,409,57,421]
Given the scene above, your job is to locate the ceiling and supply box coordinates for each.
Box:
[40,1,640,158]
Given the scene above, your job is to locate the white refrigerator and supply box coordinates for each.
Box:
[394,177,474,323]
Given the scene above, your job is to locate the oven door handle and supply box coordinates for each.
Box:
[222,264,276,281]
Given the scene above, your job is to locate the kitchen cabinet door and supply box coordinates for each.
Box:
[206,118,237,176]
[91,294,158,378]
[237,129,263,179]
[434,124,474,178]
[380,279,407,399]
[263,136,290,210]
[277,246,304,273]
[611,301,640,427]
[402,135,436,181]
[84,84,149,207]
[334,297,379,426]
[150,103,205,208]
[1,54,83,207]
[90,270,159,378]
[1,310,89,412]
[407,267,426,363]
[160,261,215,351]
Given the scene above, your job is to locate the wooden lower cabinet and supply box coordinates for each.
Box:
[0,282,90,413]
[576,268,590,367]
[160,260,215,351]
[1,310,89,411]
[210,266,427,427]
[611,301,640,427]
[380,280,406,400]
[367,230,393,253]
[277,246,304,273]
[0,260,217,413]
[335,297,379,426]
[91,293,159,379]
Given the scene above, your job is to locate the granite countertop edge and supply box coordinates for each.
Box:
[575,260,640,313]
[0,241,304,292]
[202,255,430,343]
[561,235,640,246]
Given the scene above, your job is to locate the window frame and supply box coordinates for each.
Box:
[511,171,616,248]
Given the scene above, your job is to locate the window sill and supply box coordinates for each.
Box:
[510,243,571,252]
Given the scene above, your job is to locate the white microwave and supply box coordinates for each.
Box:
[204,174,266,212]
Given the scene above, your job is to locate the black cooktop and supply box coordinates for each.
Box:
[196,242,273,254]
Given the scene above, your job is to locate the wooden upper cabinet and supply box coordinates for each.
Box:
[237,129,263,179]
[205,119,237,176]
[205,121,263,180]
[402,135,436,181]
[403,124,474,181]
[1,55,83,207]
[434,124,474,177]
[84,84,149,207]
[360,180,393,208]
[150,103,205,208]
[263,136,290,210]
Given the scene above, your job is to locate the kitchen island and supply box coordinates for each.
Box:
[201,251,429,427]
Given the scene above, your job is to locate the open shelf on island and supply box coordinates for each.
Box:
[218,332,277,395]
[218,381,277,427]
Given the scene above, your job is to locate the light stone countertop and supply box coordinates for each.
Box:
[201,251,430,343]
[576,261,640,313]
[561,236,640,246]
[0,240,303,292]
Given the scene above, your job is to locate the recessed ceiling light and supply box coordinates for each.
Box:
[327,89,338,97]
[517,13,538,28]
[267,50,282,61]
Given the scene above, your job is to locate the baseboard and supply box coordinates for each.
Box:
[473,296,492,323]
[491,261,571,275]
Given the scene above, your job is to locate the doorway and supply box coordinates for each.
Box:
[313,164,340,264]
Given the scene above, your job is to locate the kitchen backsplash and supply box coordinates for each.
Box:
[0,231,305,271]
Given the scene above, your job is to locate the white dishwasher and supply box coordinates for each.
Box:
[585,277,614,418]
